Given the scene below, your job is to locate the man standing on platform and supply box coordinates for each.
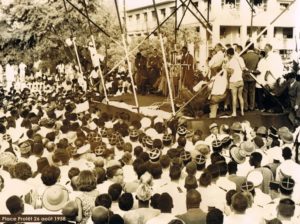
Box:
[135,52,148,95]
[208,43,224,77]
[242,42,260,111]
[181,46,194,91]
[148,49,162,91]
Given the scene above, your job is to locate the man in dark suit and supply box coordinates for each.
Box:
[148,49,162,89]
[242,42,260,111]
[135,52,148,95]
[176,189,206,224]
[181,46,194,91]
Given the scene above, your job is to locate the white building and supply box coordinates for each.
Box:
[125,0,300,66]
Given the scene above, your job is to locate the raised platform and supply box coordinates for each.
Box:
[92,93,293,136]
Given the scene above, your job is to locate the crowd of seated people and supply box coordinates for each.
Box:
[0,73,300,224]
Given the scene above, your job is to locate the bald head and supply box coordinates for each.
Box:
[91,206,109,224]
[186,189,201,209]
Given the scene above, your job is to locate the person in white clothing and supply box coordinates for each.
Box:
[5,62,15,91]
[264,44,284,91]
[0,63,4,85]
[209,71,228,118]
[224,47,245,117]
[208,43,225,77]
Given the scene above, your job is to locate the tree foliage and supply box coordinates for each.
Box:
[0,0,120,72]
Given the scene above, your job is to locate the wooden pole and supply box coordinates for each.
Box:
[72,38,83,74]
[153,0,176,115]
[114,0,139,111]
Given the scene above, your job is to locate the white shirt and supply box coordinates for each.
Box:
[256,57,267,88]
[265,51,284,86]
[228,56,244,83]
[146,213,180,224]
[209,51,224,68]
[211,72,228,95]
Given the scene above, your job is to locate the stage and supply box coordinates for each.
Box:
[92,93,293,136]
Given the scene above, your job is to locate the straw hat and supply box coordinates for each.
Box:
[230,146,246,164]
[42,185,69,211]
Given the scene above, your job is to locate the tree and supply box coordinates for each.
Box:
[0,0,120,73]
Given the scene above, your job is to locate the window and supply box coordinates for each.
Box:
[222,0,240,9]
[160,8,166,18]
[220,26,226,37]
[226,0,235,4]
[128,15,132,22]
[170,6,175,13]
[144,12,148,22]
[247,26,267,37]
[152,11,156,20]
[136,14,140,21]
[274,27,293,39]
[283,27,293,39]
[251,0,262,5]
[280,3,289,10]
[196,27,200,32]
[193,1,199,8]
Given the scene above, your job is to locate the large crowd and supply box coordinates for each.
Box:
[0,67,300,224]
[0,38,300,224]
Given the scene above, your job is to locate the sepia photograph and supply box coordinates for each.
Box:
[0,0,300,223]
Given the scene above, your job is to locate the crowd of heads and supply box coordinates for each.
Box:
[1,62,300,224]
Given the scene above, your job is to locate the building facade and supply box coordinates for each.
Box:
[125,0,299,66]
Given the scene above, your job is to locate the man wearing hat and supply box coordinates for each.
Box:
[205,123,220,147]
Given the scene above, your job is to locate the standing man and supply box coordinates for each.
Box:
[242,42,260,111]
[208,43,224,77]
[181,46,194,91]
[19,61,27,90]
[135,52,148,95]
[264,43,284,92]
[0,63,3,87]
[148,49,162,91]
[5,61,15,92]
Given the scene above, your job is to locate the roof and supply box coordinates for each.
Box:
[126,0,175,13]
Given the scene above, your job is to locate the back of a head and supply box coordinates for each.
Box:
[231,192,248,214]
[267,218,283,224]
[226,47,235,56]
[6,195,24,215]
[206,208,224,224]
[245,40,255,51]
[277,198,295,218]
[199,171,212,187]
[250,152,262,166]
[169,165,182,181]
[41,165,61,186]
[118,193,134,211]
[282,147,292,160]
[62,201,78,221]
[108,183,123,201]
[186,189,201,209]
[95,193,112,209]
[168,219,185,224]
[227,161,237,174]
[226,189,237,206]
[91,206,109,224]
[158,192,173,212]
[109,214,124,224]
